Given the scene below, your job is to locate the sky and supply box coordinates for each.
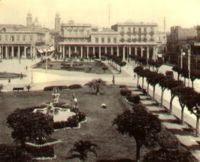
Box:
[0,0,200,31]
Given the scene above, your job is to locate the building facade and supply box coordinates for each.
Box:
[57,18,160,61]
[0,13,54,59]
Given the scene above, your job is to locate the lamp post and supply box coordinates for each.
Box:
[188,46,191,87]
[180,49,186,69]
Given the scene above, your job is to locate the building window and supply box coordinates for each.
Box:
[23,35,26,41]
[17,35,20,41]
[11,35,15,42]
[5,35,8,41]
[138,28,141,33]
[113,38,117,43]
[108,37,111,43]
[30,35,33,41]
[95,37,99,43]
[101,37,104,43]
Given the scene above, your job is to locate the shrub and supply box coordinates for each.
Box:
[43,85,68,91]
[0,144,32,162]
[68,84,82,89]
[127,95,140,104]
[120,88,131,97]
[119,85,127,88]
[26,145,54,158]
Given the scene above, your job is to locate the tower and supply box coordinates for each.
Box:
[55,13,61,32]
[26,12,32,27]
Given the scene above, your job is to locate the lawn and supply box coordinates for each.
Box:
[0,85,150,162]
[34,59,112,74]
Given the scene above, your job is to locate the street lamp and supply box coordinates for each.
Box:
[180,49,186,69]
[187,46,191,87]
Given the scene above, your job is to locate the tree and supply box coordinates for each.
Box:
[143,148,197,162]
[184,92,200,136]
[0,84,3,92]
[26,85,31,92]
[172,66,182,81]
[0,144,32,162]
[102,66,108,73]
[119,61,126,73]
[7,109,54,147]
[158,75,169,106]
[190,70,200,88]
[85,79,106,95]
[165,79,183,113]
[146,72,163,100]
[69,140,97,161]
[173,86,195,123]
[113,105,161,162]
[134,66,143,87]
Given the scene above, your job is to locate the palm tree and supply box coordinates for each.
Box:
[113,105,161,162]
[69,140,97,161]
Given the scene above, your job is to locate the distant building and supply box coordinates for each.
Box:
[57,18,160,61]
[0,13,54,59]
[167,26,200,69]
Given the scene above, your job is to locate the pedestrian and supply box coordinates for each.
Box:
[72,93,78,108]
[112,75,115,85]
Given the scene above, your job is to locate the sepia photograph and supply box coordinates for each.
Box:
[0,0,200,161]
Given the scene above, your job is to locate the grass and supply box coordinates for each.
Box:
[34,60,112,74]
[0,85,150,162]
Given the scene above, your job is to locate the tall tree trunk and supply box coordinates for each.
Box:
[196,116,199,137]
[161,89,164,107]
[177,73,180,81]
[153,86,155,100]
[191,80,194,89]
[147,83,149,94]
[136,141,141,162]
[137,76,139,87]
[170,94,175,113]
[181,106,185,124]
[142,78,144,89]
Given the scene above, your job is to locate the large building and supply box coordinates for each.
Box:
[0,13,54,59]
[166,26,200,69]
[57,16,160,61]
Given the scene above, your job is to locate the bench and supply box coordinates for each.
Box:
[13,87,24,91]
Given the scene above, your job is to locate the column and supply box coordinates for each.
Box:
[17,46,20,58]
[141,46,144,57]
[99,46,101,59]
[129,46,131,55]
[117,46,119,57]
[75,46,77,53]
[105,46,107,54]
[80,46,83,58]
[5,46,8,58]
[63,46,65,58]
[93,47,95,55]
[11,46,14,58]
[111,47,113,55]
[68,46,71,58]
[24,46,27,58]
[86,46,89,58]
[147,46,149,65]
[30,46,33,58]
[33,46,36,59]
[122,46,125,61]
[135,47,138,56]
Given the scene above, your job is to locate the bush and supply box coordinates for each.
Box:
[26,145,54,158]
[127,95,140,104]
[120,88,131,97]
[0,144,32,162]
[68,84,82,89]
[43,85,68,91]
[119,85,127,88]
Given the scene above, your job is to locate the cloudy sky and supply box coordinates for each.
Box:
[0,0,199,31]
